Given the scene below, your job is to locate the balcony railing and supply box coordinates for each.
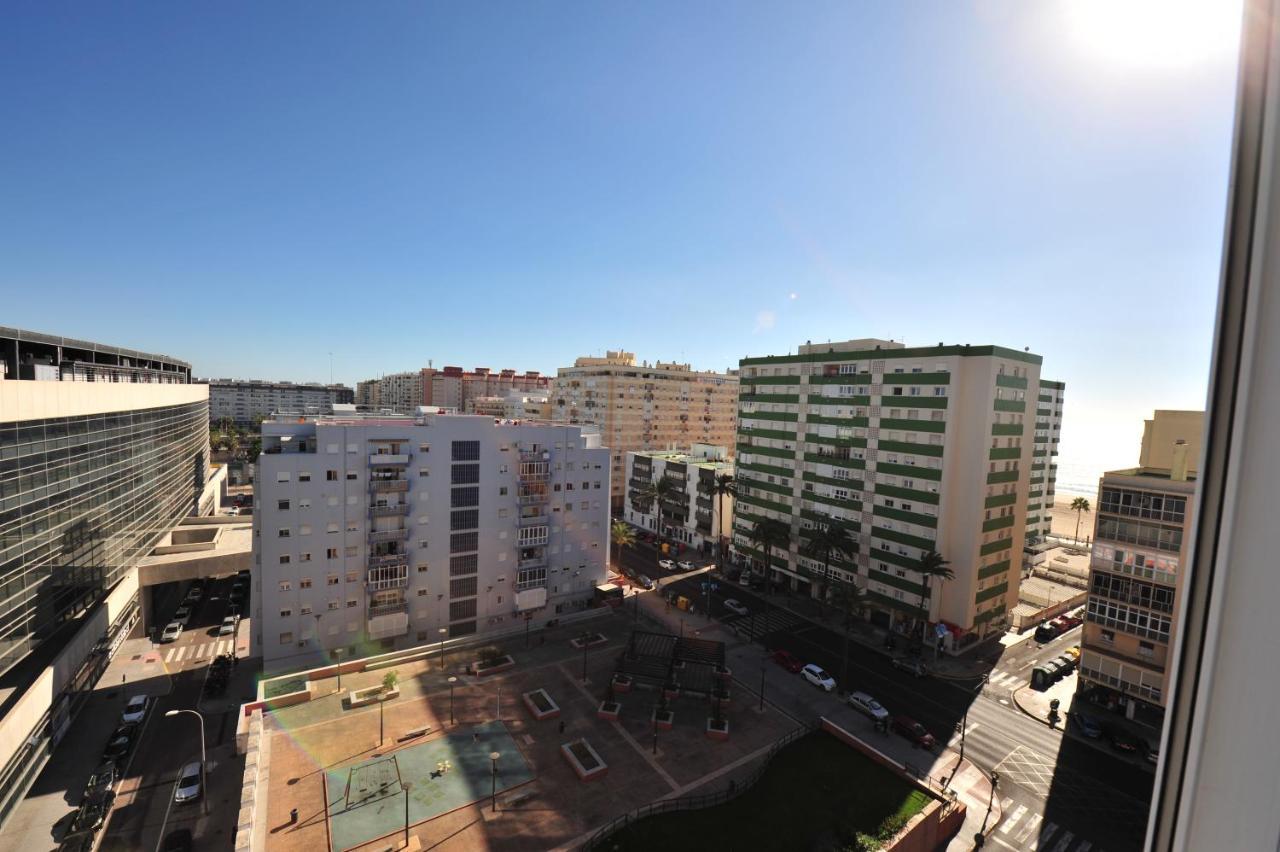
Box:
[368,553,409,569]
[367,575,409,591]
[518,513,550,527]
[518,469,551,483]
[369,504,410,518]
[517,491,549,506]
[369,453,410,465]
[519,449,550,462]
[368,601,409,618]
[370,479,409,493]
[515,577,548,592]
[369,528,409,544]
[518,555,548,570]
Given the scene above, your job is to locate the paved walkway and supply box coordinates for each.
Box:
[1012,676,1158,773]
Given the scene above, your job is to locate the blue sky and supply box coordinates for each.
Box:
[0,2,1241,484]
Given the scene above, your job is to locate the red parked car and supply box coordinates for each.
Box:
[891,715,937,749]
[771,649,804,673]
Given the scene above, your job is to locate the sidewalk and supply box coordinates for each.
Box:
[631,586,1001,850]
[1011,675,1158,772]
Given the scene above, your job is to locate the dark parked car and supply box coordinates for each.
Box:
[102,724,138,762]
[891,715,937,749]
[891,658,929,678]
[57,832,96,852]
[771,649,804,673]
[1109,729,1143,754]
[1070,712,1103,738]
[84,761,119,798]
[70,790,114,834]
[1034,623,1059,643]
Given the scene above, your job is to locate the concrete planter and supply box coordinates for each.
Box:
[597,700,621,721]
[705,718,730,741]
[347,686,398,708]
[662,686,680,702]
[652,709,674,731]
[570,632,608,650]
[473,655,515,677]
[521,688,561,721]
[611,674,632,694]
[561,739,608,781]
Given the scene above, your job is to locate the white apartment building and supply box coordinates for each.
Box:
[624,445,734,558]
[252,412,610,673]
[206,379,354,425]
[550,351,739,510]
[734,338,1052,646]
[1025,379,1065,545]
[374,371,424,413]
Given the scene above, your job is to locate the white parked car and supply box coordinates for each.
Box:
[173,605,192,626]
[218,616,238,636]
[677,560,694,571]
[658,559,676,571]
[174,761,202,803]
[801,663,836,692]
[161,622,183,643]
[121,695,148,724]
[184,587,203,602]
[723,599,749,617]
[848,691,890,722]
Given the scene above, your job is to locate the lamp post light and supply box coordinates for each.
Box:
[489,751,501,812]
[447,676,457,725]
[438,628,448,672]
[759,656,766,712]
[953,673,989,784]
[525,613,532,648]
[403,781,413,848]
[334,646,343,695]
[379,694,386,746]
[165,709,208,815]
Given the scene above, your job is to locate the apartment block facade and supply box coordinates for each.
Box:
[206,379,354,425]
[1025,380,1065,545]
[422,366,549,412]
[624,445,734,557]
[1077,410,1203,729]
[0,327,208,827]
[253,413,609,673]
[550,351,739,509]
[732,338,1051,646]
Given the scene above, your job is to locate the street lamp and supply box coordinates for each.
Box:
[165,709,207,815]
[438,628,448,671]
[447,676,457,725]
[334,647,344,695]
[403,781,413,847]
[952,673,989,785]
[379,693,386,745]
[489,751,501,812]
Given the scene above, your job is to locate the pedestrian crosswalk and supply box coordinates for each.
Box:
[163,638,235,664]
[986,669,1025,689]
[995,799,1100,852]
[721,607,806,642]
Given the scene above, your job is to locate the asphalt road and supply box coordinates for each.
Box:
[658,570,1153,852]
[98,575,249,852]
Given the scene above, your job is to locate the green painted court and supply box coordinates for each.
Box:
[324,720,534,852]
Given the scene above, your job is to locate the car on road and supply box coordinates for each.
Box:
[1065,645,1081,661]
[225,506,240,516]
[636,575,655,590]
[1109,729,1143,755]
[184,586,203,602]
[891,658,929,678]
[723,599,749,617]
[161,622,183,643]
[677,560,694,571]
[102,724,138,762]
[847,691,890,722]
[173,605,192,626]
[658,559,675,572]
[70,789,115,834]
[84,761,119,798]
[771,649,804,673]
[219,615,238,636]
[1070,712,1103,738]
[800,663,836,691]
[1034,623,1059,643]
[891,715,936,749]
[121,694,149,724]
[174,761,203,803]
[161,829,193,852]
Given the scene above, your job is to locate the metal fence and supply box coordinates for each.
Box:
[580,722,819,850]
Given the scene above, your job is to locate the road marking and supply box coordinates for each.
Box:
[1000,804,1027,833]
[1031,820,1056,850]
[1076,841,1092,851]
[990,836,1022,851]
[948,722,979,746]
[174,646,188,662]
[164,647,176,663]
[1015,813,1043,844]
[1049,830,1075,852]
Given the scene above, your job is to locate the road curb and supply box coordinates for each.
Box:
[1011,685,1053,727]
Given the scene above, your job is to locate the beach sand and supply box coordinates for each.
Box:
[1046,486,1098,542]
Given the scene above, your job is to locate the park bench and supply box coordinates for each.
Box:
[399,725,432,742]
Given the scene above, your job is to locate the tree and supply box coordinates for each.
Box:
[226,430,242,460]
[801,522,857,612]
[915,550,954,650]
[610,520,636,572]
[638,475,679,545]
[1070,496,1092,544]
[709,473,736,569]
[382,670,399,693]
[828,573,867,687]
[749,518,791,585]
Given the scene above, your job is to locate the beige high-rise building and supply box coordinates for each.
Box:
[550,351,739,509]
[1078,409,1203,731]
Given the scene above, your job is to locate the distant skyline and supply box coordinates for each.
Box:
[0,2,1242,489]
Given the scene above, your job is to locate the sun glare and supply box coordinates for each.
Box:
[1064,0,1242,72]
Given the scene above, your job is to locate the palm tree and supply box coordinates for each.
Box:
[638,475,679,545]
[750,518,791,587]
[829,574,867,686]
[610,520,635,572]
[801,523,857,612]
[915,550,955,650]
[709,473,736,569]
[1070,496,1092,544]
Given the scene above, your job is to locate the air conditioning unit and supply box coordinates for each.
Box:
[496,576,507,583]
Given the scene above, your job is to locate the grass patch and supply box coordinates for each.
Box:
[607,731,930,851]
[263,675,307,699]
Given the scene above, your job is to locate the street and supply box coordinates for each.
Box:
[650,564,1152,851]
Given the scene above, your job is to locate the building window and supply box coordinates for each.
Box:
[451,464,480,484]
[276,472,291,483]
[278,499,291,511]
[278,581,291,591]
[327,575,339,586]
[346,472,358,481]
[301,578,312,588]
[326,548,338,559]
[450,532,479,553]
[300,605,312,615]
[328,601,340,610]
[327,470,338,481]
[347,599,358,608]
[299,472,312,482]
[278,528,291,538]
[280,632,294,644]
[451,509,480,530]
[300,553,312,562]
[279,555,291,564]
[280,608,292,618]
[452,486,480,508]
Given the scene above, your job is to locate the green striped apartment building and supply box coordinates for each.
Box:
[731,338,1063,649]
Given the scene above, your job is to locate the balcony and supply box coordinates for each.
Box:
[515,577,548,592]
[519,529,549,547]
[518,465,550,483]
[367,605,409,640]
[518,554,548,570]
[369,504,410,518]
[517,491,549,506]
[518,512,550,526]
[369,600,409,618]
[370,478,409,493]
[367,574,409,592]
[369,453,409,466]
[368,553,409,569]
[369,528,409,544]
[520,449,550,462]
